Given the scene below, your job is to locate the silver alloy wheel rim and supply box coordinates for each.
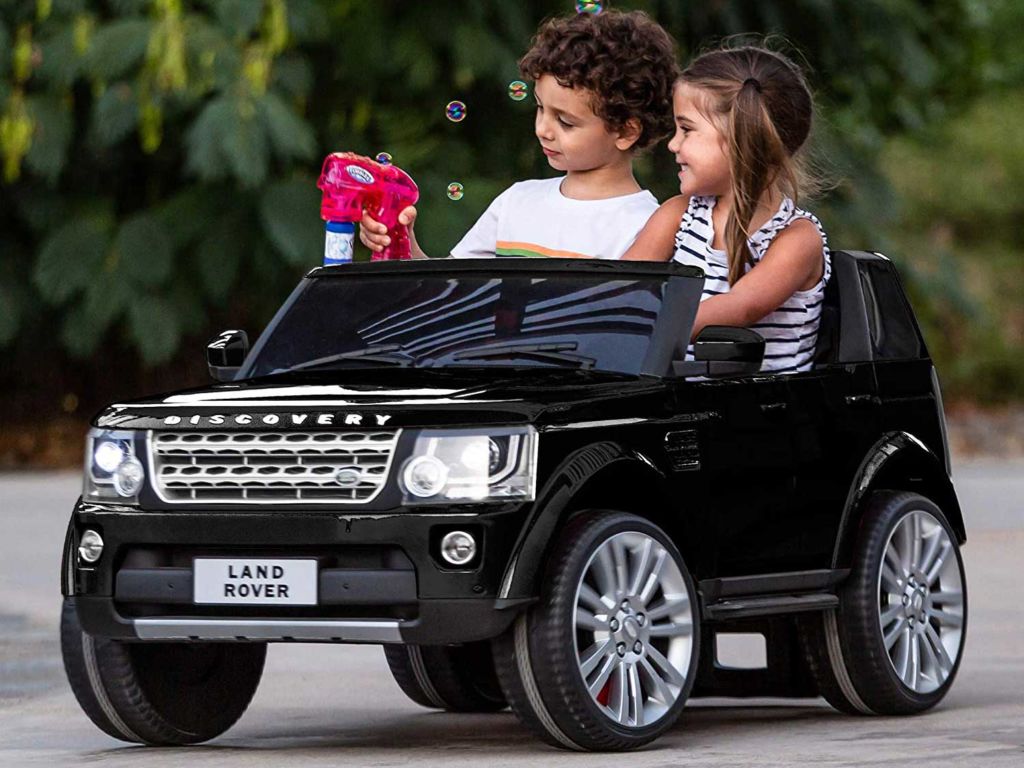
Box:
[572,531,694,728]
[877,509,965,694]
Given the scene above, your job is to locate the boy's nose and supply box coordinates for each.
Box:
[535,115,554,140]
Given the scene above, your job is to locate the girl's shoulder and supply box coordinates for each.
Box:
[753,199,828,253]
[769,216,825,254]
[657,194,691,218]
[658,194,714,230]
[637,195,691,235]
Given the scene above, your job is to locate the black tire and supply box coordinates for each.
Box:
[492,510,700,751]
[797,610,871,715]
[60,598,266,745]
[383,641,507,712]
[801,491,967,716]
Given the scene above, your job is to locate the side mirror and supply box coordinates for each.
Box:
[207,330,249,382]
[674,326,765,377]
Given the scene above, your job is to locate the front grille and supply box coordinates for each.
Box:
[150,430,400,503]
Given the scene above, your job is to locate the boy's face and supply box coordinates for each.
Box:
[533,74,637,172]
[668,82,731,197]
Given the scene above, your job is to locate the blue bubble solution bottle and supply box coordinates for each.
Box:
[324,221,355,266]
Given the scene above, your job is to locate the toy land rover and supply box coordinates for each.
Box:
[61,256,966,751]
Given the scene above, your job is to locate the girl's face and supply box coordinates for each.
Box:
[533,74,637,173]
[667,82,732,198]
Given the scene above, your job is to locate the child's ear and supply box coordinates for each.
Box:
[615,118,643,151]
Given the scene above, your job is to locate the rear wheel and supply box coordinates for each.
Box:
[383,641,506,712]
[60,598,266,745]
[801,492,967,715]
[493,510,699,751]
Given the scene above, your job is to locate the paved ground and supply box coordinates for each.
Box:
[0,459,1022,766]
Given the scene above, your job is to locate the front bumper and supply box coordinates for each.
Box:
[65,498,533,645]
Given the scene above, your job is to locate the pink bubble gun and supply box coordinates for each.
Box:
[317,152,419,262]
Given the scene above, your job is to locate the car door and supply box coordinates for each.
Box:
[785,363,881,570]
[675,371,800,579]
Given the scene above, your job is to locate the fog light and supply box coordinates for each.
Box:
[113,457,145,497]
[440,530,476,566]
[403,456,448,498]
[78,530,104,563]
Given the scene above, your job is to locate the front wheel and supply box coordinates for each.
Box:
[60,598,266,745]
[493,510,700,751]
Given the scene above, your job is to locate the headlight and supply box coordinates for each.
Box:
[399,427,537,504]
[403,456,449,498]
[94,440,126,473]
[83,429,144,503]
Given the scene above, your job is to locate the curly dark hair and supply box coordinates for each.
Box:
[518,9,679,151]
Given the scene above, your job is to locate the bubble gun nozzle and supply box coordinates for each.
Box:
[317,152,420,261]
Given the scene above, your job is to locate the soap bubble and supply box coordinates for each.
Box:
[575,0,603,14]
[446,182,465,201]
[375,152,392,165]
[445,100,467,122]
[508,80,528,102]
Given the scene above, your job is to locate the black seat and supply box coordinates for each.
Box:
[812,250,876,367]
[812,267,840,366]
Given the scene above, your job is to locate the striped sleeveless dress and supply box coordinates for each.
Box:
[672,195,831,374]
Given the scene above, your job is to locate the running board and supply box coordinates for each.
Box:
[703,593,839,621]
[700,569,849,602]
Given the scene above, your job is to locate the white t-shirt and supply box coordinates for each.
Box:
[450,177,658,260]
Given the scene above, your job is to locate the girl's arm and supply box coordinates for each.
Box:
[692,218,824,339]
[621,195,689,261]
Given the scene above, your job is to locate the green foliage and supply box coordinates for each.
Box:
[208,0,264,38]
[129,292,179,364]
[115,212,173,287]
[195,209,244,300]
[25,92,72,181]
[92,83,138,146]
[882,91,1024,402]
[0,279,21,345]
[34,215,110,303]
[84,19,152,81]
[260,176,321,265]
[0,0,1017,403]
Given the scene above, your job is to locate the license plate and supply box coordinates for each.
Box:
[193,558,318,605]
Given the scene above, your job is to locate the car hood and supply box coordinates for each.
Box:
[94,368,670,431]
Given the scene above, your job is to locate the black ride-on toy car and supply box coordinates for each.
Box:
[61,255,967,751]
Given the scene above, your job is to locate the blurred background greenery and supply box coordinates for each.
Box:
[0,0,1022,464]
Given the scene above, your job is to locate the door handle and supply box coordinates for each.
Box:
[845,393,880,406]
[759,402,788,413]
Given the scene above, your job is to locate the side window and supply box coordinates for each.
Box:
[859,263,924,360]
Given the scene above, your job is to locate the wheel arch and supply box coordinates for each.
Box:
[832,431,964,570]
[499,441,679,599]
[61,509,76,597]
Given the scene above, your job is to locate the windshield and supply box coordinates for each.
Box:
[242,265,699,379]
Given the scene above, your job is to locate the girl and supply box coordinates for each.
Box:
[624,45,830,374]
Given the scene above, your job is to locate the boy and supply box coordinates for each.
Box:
[360,9,678,259]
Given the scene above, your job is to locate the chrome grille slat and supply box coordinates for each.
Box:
[150,430,399,504]
[156,439,391,451]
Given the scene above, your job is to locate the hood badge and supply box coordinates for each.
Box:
[334,467,363,487]
[161,412,392,427]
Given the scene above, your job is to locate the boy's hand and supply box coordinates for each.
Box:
[359,206,424,257]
